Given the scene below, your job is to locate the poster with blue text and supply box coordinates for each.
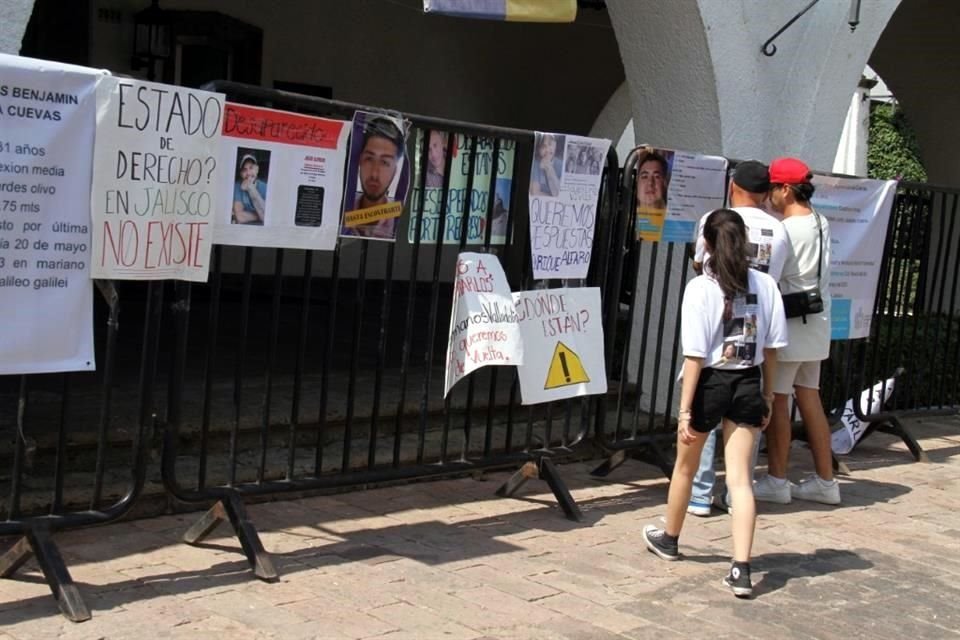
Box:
[811,174,896,340]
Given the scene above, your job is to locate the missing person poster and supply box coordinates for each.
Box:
[0,54,99,374]
[407,131,515,246]
[214,103,350,251]
[634,147,727,243]
[340,111,410,242]
[90,77,224,281]
[514,287,606,405]
[445,252,523,396]
[811,175,896,340]
[528,132,610,280]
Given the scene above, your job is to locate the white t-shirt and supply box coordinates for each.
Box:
[694,206,790,281]
[681,269,788,371]
[778,210,832,362]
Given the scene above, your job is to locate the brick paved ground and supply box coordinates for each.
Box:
[1,416,959,639]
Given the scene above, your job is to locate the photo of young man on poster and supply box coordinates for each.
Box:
[232,149,269,225]
[341,113,410,241]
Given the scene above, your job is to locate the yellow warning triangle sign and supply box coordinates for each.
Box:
[544,342,590,389]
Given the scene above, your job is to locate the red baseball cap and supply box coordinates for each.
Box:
[769,157,812,185]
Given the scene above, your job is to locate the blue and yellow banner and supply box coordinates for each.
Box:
[424,0,577,23]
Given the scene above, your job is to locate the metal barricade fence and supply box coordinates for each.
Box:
[155,82,621,584]
[593,158,960,475]
[0,282,155,621]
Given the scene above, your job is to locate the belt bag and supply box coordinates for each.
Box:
[781,210,824,324]
[782,289,823,319]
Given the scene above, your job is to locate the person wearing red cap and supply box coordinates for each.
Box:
[753,157,841,506]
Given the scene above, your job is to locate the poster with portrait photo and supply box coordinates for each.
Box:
[340,111,411,242]
[528,132,610,280]
[214,102,350,251]
[406,130,516,245]
[634,146,727,243]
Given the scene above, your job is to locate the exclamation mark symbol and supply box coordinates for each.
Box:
[559,351,571,383]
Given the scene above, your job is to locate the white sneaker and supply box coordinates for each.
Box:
[791,475,841,505]
[753,475,792,504]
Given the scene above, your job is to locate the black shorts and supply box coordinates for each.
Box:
[690,366,766,433]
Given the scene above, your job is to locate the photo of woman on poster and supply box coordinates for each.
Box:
[232,148,269,225]
[426,130,447,188]
[529,133,564,197]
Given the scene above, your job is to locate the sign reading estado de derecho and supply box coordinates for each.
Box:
[0,53,99,374]
[90,77,224,282]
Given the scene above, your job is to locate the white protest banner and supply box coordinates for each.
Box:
[445,252,523,396]
[513,287,606,404]
[528,132,610,280]
[91,77,224,281]
[634,147,727,243]
[0,54,99,374]
[811,175,896,340]
[214,103,349,250]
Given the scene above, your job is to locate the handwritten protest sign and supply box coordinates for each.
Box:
[513,287,606,404]
[634,147,727,243]
[90,77,224,281]
[407,131,515,245]
[0,54,99,373]
[214,103,350,250]
[444,252,523,396]
[528,132,609,280]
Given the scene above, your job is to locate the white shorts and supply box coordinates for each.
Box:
[773,360,821,395]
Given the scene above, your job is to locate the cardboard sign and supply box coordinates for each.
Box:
[214,103,350,250]
[528,132,610,279]
[90,77,225,281]
[514,287,606,404]
[444,252,523,396]
[0,54,100,373]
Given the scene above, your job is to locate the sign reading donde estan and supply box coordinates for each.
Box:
[513,287,607,404]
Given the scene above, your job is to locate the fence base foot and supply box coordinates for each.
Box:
[590,450,627,477]
[0,527,90,623]
[832,454,851,476]
[877,417,929,462]
[591,439,674,480]
[183,494,278,582]
[496,458,583,522]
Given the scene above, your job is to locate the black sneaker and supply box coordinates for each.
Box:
[722,562,753,598]
[643,525,679,561]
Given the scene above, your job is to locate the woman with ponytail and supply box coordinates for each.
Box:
[643,208,788,598]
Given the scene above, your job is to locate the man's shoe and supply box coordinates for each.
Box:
[687,500,712,517]
[753,475,792,504]
[643,525,679,561]
[723,563,753,598]
[791,474,841,505]
[715,493,733,515]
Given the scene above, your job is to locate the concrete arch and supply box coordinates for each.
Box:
[607,0,902,168]
[870,0,960,184]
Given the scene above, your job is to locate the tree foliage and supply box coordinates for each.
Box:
[868,102,927,182]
